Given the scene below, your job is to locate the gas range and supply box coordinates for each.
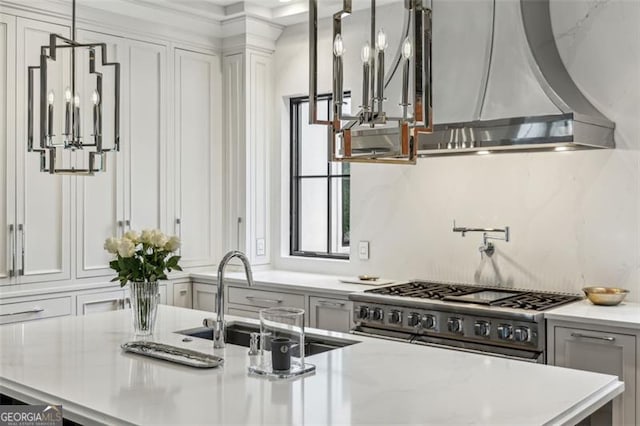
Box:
[349,281,582,363]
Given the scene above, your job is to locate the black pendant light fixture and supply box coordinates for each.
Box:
[28,0,120,175]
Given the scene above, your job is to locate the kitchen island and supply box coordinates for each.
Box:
[0,306,623,425]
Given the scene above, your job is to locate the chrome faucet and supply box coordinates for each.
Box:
[452,220,510,258]
[209,250,254,349]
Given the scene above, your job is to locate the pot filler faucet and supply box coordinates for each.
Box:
[205,250,254,349]
[452,220,510,257]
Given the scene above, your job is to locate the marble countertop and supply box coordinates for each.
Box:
[0,306,623,425]
[545,299,640,330]
[190,269,384,296]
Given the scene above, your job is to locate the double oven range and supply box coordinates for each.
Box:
[349,281,581,363]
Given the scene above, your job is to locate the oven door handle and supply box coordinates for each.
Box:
[412,340,541,363]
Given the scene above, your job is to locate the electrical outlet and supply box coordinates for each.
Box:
[256,238,265,256]
[358,241,369,260]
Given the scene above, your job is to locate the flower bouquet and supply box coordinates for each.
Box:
[104,229,182,335]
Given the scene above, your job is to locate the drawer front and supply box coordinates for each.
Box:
[309,296,353,333]
[0,296,72,324]
[173,282,192,309]
[76,289,125,315]
[228,286,304,310]
[228,307,260,320]
[193,283,217,312]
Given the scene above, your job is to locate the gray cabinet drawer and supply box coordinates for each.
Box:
[0,296,72,324]
[228,286,304,310]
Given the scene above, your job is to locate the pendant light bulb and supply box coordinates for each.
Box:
[73,94,80,107]
[376,28,388,51]
[402,37,412,60]
[47,90,55,105]
[64,87,72,102]
[361,42,371,63]
[333,33,345,57]
[91,90,100,105]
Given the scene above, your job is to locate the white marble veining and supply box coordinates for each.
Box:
[546,299,640,329]
[0,306,623,425]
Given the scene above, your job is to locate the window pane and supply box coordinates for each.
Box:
[299,101,328,176]
[330,177,350,254]
[299,178,328,253]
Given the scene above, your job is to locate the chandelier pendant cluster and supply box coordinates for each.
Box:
[310,0,433,164]
[28,0,120,175]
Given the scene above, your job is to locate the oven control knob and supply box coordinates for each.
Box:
[497,324,513,340]
[407,313,420,327]
[371,308,384,321]
[420,314,436,330]
[388,310,402,324]
[474,320,490,337]
[358,306,371,320]
[514,326,530,342]
[447,317,463,334]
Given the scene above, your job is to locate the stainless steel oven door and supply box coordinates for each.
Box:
[412,335,545,363]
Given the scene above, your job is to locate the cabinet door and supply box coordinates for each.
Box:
[75,30,126,278]
[0,14,16,285]
[174,48,221,268]
[309,296,353,333]
[192,282,217,312]
[76,289,125,315]
[15,18,71,284]
[173,282,192,309]
[125,39,167,233]
[554,326,636,425]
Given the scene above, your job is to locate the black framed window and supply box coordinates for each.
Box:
[290,93,351,259]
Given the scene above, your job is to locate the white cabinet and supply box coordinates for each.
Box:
[76,288,127,315]
[0,14,15,285]
[192,282,217,312]
[126,39,167,233]
[14,18,72,284]
[223,50,273,265]
[548,321,638,425]
[227,285,305,321]
[0,295,72,324]
[309,296,353,333]
[75,29,126,278]
[173,281,192,309]
[173,48,221,268]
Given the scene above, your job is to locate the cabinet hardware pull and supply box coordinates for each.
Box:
[8,224,15,277]
[117,220,124,236]
[179,289,188,295]
[18,224,25,276]
[125,220,131,231]
[236,217,242,251]
[245,296,283,304]
[0,307,44,317]
[317,300,346,308]
[570,332,616,342]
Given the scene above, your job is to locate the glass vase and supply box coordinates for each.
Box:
[129,281,159,336]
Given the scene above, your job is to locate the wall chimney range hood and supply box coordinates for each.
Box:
[349,0,615,158]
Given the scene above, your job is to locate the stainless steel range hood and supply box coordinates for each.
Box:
[350,0,615,158]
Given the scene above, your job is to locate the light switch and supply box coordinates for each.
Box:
[256,238,265,256]
[358,241,369,260]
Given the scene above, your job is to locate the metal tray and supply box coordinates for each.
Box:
[121,341,224,368]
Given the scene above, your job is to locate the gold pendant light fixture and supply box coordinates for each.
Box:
[28,0,120,175]
[309,0,433,164]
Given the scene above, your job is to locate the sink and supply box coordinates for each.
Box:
[176,322,359,356]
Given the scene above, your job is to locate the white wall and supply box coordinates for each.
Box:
[273,0,640,302]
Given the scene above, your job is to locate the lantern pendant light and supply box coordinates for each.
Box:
[28,0,120,175]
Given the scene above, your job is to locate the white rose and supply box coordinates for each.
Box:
[104,237,119,254]
[123,230,140,244]
[164,235,181,252]
[151,229,168,248]
[117,238,136,258]
[140,229,154,245]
